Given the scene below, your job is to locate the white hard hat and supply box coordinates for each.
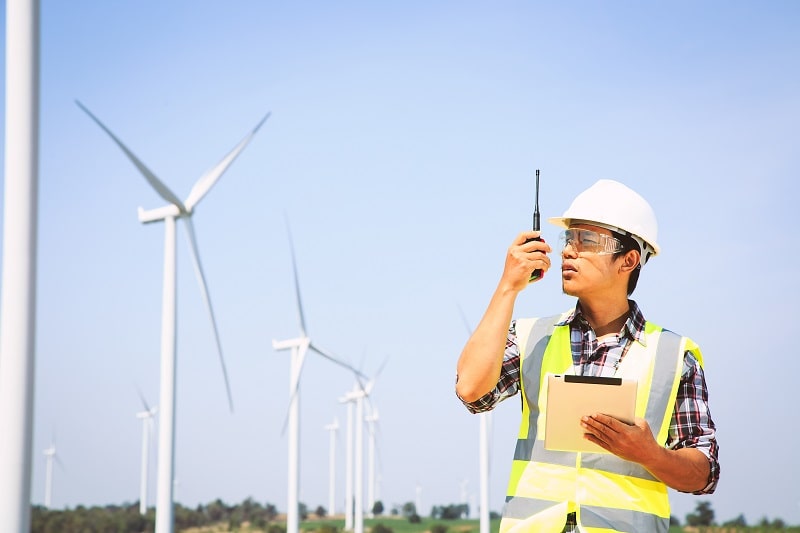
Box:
[548,179,660,263]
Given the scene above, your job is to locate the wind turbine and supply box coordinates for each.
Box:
[340,359,385,531]
[77,101,270,533]
[339,381,373,533]
[458,304,491,533]
[136,391,158,515]
[364,406,379,518]
[324,418,339,517]
[340,390,355,531]
[42,439,61,508]
[272,223,366,533]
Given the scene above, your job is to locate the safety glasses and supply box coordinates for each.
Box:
[559,228,624,255]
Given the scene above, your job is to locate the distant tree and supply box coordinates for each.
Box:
[756,516,786,528]
[401,501,417,518]
[432,503,469,520]
[669,515,680,527]
[409,513,421,524]
[264,502,279,522]
[299,502,309,521]
[315,505,327,518]
[372,500,385,516]
[686,500,715,526]
[489,511,501,520]
[722,513,747,527]
[205,498,229,522]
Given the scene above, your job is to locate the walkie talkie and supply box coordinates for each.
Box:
[527,169,543,283]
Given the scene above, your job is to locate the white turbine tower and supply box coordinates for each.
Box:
[459,304,491,533]
[340,391,355,531]
[478,411,491,533]
[365,406,379,518]
[339,381,373,533]
[273,224,366,533]
[78,102,270,533]
[324,418,339,517]
[0,0,39,530]
[136,391,158,516]
[42,439,61,508]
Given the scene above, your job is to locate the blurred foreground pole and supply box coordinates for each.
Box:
[0,0,41,531]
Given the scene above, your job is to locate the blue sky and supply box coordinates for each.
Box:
[1,0,798,526]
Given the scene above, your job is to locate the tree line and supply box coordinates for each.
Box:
[31,498,798,532]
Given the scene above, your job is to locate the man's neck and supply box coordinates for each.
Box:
[578,297,631,337]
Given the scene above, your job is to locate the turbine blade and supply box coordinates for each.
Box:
[75,100,186,211]
[309,342,369,398]
[374,356,390,381]
[182,217,235,412]
[457,303,474,336]
[284,216,307,337]
[135,384,152,413]
[184,112,271,212]
[280,343,309,438]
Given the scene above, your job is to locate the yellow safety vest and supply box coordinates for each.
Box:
[499,312,703,533]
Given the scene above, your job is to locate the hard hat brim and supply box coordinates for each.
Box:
[548,216,660,259]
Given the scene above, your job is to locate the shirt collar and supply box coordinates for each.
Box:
[556,299,648,346]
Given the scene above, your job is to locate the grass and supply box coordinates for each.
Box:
[182,516,800,533]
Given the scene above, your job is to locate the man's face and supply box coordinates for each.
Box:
[560,223,623,298]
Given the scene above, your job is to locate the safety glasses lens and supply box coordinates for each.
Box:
[559,229,624,254]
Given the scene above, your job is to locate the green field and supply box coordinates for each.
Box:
[182,517,799,533]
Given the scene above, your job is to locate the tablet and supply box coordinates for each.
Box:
[544,374,637,454]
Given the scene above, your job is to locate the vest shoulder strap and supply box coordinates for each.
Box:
[515,313,567,362]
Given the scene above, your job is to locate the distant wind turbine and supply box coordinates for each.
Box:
[365,406,379,518]
[77,101,270,533]
[458,304,490,533]
[341,391,355,531]
[42,437,63,509]
[136,391,158,516]
[340,357,385,532]
[339,381,372,533]
[272,222,367,533]
[324,418,339,517]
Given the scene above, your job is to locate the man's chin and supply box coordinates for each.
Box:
[561,281,579,297]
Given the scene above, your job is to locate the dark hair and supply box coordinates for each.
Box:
[612,231,641,296]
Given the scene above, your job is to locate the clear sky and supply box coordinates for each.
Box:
[1,0,798,527]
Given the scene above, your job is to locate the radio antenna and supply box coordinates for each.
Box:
[533,169,540,231]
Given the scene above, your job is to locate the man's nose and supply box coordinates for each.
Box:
[561,241,578,259]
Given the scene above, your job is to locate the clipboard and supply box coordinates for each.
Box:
[544,374,637,454]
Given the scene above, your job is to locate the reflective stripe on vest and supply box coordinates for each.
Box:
[500,313,699,533]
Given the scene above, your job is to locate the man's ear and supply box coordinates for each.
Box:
[619,249,641,274]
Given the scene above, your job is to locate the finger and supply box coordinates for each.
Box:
[583,414,616,438]
[515,230,542,244]
[521,239,552,254]
[582,432,610,451]
[588,413,617,429]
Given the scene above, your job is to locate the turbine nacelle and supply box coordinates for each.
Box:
[272,337,310,352]
[138,204,184,224]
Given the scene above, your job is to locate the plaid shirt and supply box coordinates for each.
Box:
[459,300,719,495]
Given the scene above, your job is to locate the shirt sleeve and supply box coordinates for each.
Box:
[457,320,522,414]
[666,350,720,494]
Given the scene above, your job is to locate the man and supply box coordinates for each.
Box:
[456,179,718,532]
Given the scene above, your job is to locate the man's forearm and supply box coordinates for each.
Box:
[455,284,518,402]
[643,447,711,493]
